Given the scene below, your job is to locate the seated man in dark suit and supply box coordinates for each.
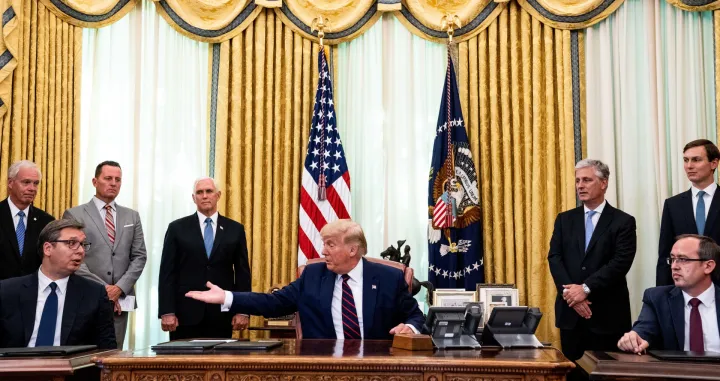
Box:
[186,219,424,340]
[618,234,720,354]
[0,219,116,349]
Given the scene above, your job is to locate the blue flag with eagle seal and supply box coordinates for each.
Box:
[428,54,484,290]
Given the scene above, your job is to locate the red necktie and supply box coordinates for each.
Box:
[341,274,361,339]
[689,298,705,352]
[105,204,115,245]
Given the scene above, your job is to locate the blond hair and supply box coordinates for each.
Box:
[320,219,367,256]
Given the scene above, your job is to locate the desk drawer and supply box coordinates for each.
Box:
[227,372,423,381]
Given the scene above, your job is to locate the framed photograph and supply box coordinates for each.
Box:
[432,290,477,307]
[478,287,518,309]
[476,283,515,294]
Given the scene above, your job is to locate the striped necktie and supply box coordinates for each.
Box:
[16,210,25,256]
[105,204,115,245]
[340,274,361,339]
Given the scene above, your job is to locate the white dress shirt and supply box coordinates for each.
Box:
[92,196,116,227]
[691,183,716,221]
[682,283,720,352]
[197,211,218,239]
[8,197,29,231]
[583,200,606,229]
[28,269,69,347]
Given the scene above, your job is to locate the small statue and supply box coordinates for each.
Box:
[380,239,434,304]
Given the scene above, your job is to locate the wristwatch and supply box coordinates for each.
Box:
[582,284,591,295]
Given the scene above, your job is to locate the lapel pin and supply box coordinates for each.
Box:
[33,218,36,221]
[372,285,377,290]
[220,226,224,230]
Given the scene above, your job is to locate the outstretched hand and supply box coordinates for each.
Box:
[185,282,227,304]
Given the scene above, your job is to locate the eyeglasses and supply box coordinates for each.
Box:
[666,257,709,265]
[51,239,91,251]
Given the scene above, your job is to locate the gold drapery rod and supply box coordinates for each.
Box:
[440,14,461,43]
[311,16,329,46]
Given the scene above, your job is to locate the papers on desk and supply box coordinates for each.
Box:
[118,296,135,311]
[189,340,237,343]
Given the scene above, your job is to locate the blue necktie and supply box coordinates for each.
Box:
[36,282,58,346]
[585,210,597,252]
[341,274,361,339]
[16,210,25,256]
[204,218,213,258]
[697,191,706,235]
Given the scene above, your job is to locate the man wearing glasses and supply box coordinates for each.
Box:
[0,219,116,348]
[618,234,720,353]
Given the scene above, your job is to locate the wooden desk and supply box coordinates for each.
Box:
[248,325,296,339]
[95,339,573,381]
[578,350,720,380]
[0,349,115,381]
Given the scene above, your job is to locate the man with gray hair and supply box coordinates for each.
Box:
[548,158,636,381]
[0,160,55,280]
[158,176,251,339]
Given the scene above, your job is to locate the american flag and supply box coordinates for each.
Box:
[298,48,351,266]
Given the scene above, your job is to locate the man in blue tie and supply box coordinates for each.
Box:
[657,139,720,286]
[0,218,116,348]
[158,177,251,340]
[185,219,425,340]
[548,159,637,381]
[0,160,55,281]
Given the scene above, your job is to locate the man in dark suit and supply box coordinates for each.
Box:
[619,234,720,353]
[186,219,424,340]
[657,139,720,286]
[158,177,251,339]
[0,218,116,348]
[0,161,55,280]
[548,159,636,380]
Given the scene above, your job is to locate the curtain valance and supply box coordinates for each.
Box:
[37,0,137,27]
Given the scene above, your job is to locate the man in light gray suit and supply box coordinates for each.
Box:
[63,161,147,348]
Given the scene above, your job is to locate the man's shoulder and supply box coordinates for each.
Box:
[64,202,91,217]
[69,274,106,295]
[218,215,244,230]
[169,214,197,227]
[364,259,405,279]
[30,205,55,222]
[665,190,692,206]
[556,206,582,221]
[115,203,140,216]
[643,285,677,300]
[0,273,33,292]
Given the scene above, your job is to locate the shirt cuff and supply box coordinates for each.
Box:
[221,291,234,312]
[407,324,419,334]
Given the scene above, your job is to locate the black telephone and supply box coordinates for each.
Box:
[480,306,544,348]
[424,303,484,349]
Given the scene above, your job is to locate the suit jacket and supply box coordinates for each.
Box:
[548,202,637,335]
[0,272,116,349]
[158,213,251,326]
[633,285,720,350]
[0,198,54,280]
[229,258,425,340]
[657,188,720,286]
[63,199,147,300]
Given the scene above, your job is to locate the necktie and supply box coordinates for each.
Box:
[696,191,706,235]
[585,210,596,251]
[204,218,213,258]
[16,210,25,256]
[36,282,58,346]
[689,298,705,352]
[104,204,115,245]
[341,274,361,339]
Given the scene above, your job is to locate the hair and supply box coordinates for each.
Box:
[8,160,41,181]
[320,219,368,256]
[38,218,86,248]
[575,159,610,181]
[193,176,220,193]
[675,234,720,262]
[683,139,720,163]
[94,161,121,178]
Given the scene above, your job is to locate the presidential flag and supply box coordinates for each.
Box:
[298,48,351,266]
[427,52,484,290]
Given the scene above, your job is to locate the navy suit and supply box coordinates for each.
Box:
[229,258,425,340]
[633,285,720,350]
[0,272,116,349]
[0,199,55,280]
[657,188,720,286]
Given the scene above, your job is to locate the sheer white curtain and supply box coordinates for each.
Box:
[585,0,715,319]
[80,0,209,349]
[336,14,446,309]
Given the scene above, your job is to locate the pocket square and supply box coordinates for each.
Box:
[124,224,134,227]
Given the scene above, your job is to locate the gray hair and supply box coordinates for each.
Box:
[8,160,41,180]
[39,218,85,247]
[193,177,220,193]
[575,159,610,181]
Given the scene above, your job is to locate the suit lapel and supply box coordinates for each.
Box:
[669,287,685,350]
[0,199,21,260]
[575,208,586,255]
[21,273,38,345]
[84,201,111,248]
[704,186,720,233]
[61,275,82,345]
[112,205,125,251]
[190,214,209,261]
[585,203,615,254]
[23,206,41,257]
[362,259,378,338]
[680,190,697,234]
[319,270,337,338]
[210,215,225,259]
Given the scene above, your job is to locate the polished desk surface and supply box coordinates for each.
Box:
[579,350,720,380]
[0,349,116,379]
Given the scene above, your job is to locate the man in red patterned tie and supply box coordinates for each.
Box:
[618,234,720,354]
[63,161,147,349]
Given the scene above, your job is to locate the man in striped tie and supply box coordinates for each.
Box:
[63,161,147,349]
[186,219,425,340]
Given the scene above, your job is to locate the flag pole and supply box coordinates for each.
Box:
[311,16,329,200]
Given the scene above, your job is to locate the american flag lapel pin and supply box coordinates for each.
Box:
[372,285,377,290]
[220,226,224,230]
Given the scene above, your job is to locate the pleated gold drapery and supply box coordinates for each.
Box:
[212,8,325,331]
[0,0,81,217]
[457,1,578,346]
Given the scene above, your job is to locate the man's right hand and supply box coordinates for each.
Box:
[572,300,592,319]
[617,331,649,354]
[161,315,179,332]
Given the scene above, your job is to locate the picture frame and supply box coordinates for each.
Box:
[477,287,519,322]
[432,289,477,307]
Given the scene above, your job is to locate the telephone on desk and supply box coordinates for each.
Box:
[423,303,484,349]
[480,306,543,349]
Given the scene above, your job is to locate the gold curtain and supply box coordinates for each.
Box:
[37,0,138,28]
[457,1,578,346]
[667,0,720,11]
[0,0,81,217]
[212,8,324,331]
